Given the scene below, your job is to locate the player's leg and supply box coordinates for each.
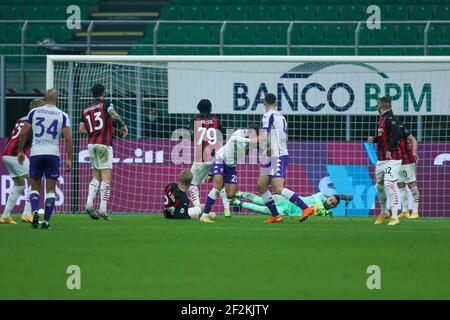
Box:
[203,174,223,216]
[374,161,389,224]
[221,165,238,218]
[256,174,281,222]
[86,144,101,217]
[219,188,231,217]
[41,178,57,228]
[22,174,32,222]
[397,182,410,219]
[96,145,113,221]
[406,164,420,219]
[188,162,211,207]
[27,155,45,228]
[384,160,402,226]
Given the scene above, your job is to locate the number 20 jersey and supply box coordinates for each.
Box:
[81,99,115,146]
[27,105,71,157]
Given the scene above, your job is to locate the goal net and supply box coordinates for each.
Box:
[46,56,450,217]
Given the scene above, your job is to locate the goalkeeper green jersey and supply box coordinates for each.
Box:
[273,192,332,217]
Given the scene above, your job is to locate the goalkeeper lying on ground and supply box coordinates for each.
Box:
[231,191,340,217]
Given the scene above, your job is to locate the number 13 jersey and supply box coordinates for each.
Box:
[27,104,71,157]
[81,99,115,146]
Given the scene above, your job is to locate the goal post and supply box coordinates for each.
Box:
[45,55,450,217]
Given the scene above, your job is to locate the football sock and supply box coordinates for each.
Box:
[43,193,56,222]
[399,186,409,213]
[410,186,420,213]
[100,181,110,213]
[376,183,388,214]
[188,185,200,207]
[219,188,230,212]
[204,188,220,214]
[384,181,398,218]
[23,186,31,215]
[86,178,100,208]
[2,185,25,218]
[261,191,279,217]
[281,188,307,210]
[29,190,40,213]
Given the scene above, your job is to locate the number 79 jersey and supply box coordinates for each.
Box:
[27,105,71,157]
[80,99,115,146]
[191,114,222,163]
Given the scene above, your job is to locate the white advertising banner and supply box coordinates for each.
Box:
[168,62,450,115]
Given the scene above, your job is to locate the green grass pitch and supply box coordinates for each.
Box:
[1,214,449,299]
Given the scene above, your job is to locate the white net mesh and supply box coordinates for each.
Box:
[50,58,450,217]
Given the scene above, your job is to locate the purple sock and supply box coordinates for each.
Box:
[265,200,279,217]
[204,196,216,214]
[289,194,308,210]
[30,192,40,213]
[44,196,56,222]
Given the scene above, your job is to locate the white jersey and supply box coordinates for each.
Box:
[262,109,288,157]
[27,104,71,157]
[216,129,251,166]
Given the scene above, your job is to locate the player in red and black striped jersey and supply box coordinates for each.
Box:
[162,170,213,222]
[397,123,420,219]
[1,99,44,224]
[186,99,231,217]
[368,96,403,226]
[79,84,128,221]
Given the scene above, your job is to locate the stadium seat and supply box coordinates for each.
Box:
[233,25,256,44]
[160,5,183,20]
[27,25,51,43]
[299,25,324,45]
[173,47,197,55]
[434,5,450,20]
[1,6,21,20]
[309,47,335,55]
[22,6,45,20]
[429,47,450,55]
[157,46,173,55]
[0,24,6,40]
[51,25,72,43]
[189,24,213,44]
[410,5,433,20]
[204,5,227,20]
[159,24,189,44]
[5,24,22,43]
[46,6,66,21]
[428,25,443,45]
[241,47,265,55]
[227,5,249,20]
[290,47,310,55]
[442,25,450,43]
[358,47,380,55]
[293,5,316,21]
[254,24,281,45]
[386,5,410,20]
[317,5,340,20]
[223,47,242,55]
[379,47,404,56]
[324,25,350,45]
[334,47,356,55]
[404,47,426,56]
[339,5,362,21]
[396,25,423,45]
[129,47,152,55]
[248,5,268,21]
[196,47,220,55]
[183,5,204,20]
[265,47,287,55]
[368,25,396,45]
[270,5,295,21]
[357,24,371,45]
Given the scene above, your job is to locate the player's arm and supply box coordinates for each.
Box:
[62,124,73,172]
[107,104,128,138]
[386,117,401,159]
[79,122,88,135]
[17,122,32,165]
[407,134,419,163]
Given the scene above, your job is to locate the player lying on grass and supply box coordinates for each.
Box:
[231,191,340,218]
[0,99,45,224]
[163,170,214,223]
[202,125,259,218]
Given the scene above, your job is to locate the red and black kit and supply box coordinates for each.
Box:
[163,183,191,219]
[398,124,416,165]
[191,113,222,163]
[3,116,32,156]
[80,99,115,146]
[375,110,402,161]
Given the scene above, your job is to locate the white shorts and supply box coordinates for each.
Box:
[190,162,211,185]
[2,155,29,178]
[376,160,402,183]
[398,163,417,184]
[88,144,113,170]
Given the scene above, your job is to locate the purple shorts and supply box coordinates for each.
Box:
[30,155,60,180]
[260,155,289,178]
[208,158,238,184]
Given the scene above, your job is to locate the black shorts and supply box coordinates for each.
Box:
[163,208,191,220]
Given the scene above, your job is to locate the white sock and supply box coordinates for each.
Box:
[376,183,388,214]
[22,186,31,215]
[3,185,25,218]
[220,188,230,212]
[384,181,398,218]
[261,191,274,204]
[281,188,295,199]
[398,187,409,213]
[86,178,100,208]
[100,181,110,212]
[410,186,420,213]
[188,185,200,207]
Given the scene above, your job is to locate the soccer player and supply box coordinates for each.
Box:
[0,99,45,224]
[397,123,420,219]
[17,89,73,229]
[255,93,315,223]
[202,125,259,218]
[187,99,231,217]
[368,96,403,226]
[79,84,128,221]
[231,191,340,217]
[163,169,213,223]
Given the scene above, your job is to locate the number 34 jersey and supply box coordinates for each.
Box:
[27,104,71,157]
[80,99,116,146]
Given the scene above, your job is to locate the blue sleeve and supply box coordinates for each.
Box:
[27,110,36,124]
